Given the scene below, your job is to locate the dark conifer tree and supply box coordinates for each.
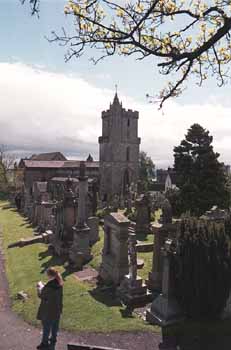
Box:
[174,124,229,216]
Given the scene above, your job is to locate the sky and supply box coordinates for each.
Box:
[1,1,231,167]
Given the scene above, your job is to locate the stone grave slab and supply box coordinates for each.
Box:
[74,267,98,282]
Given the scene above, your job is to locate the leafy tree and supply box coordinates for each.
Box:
[30,0,231,107]
[0,145,16,192]
[139,151,155,190]
[174,123,229,216]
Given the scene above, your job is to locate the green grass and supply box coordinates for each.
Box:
[0,201,158,333]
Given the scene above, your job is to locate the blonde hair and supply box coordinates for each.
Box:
[47,267,63,286]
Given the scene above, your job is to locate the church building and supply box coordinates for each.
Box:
[99,93,140,201]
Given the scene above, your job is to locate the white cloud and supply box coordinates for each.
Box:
[1,61,231,167]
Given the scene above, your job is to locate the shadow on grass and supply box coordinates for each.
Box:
[2,204,16,210]
[38,247,74,281]
[119,307,135,319]
[39,248,66,272]
[20,222,34,229]
[89,285,121,307]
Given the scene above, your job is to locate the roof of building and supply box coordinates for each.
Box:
[156,168,177,185]
[168,171,177,185]
[30,152,67,161]
[50,177,94,183]
[156,169,168,184]
[86,154,94,162]
[19,160,99,169]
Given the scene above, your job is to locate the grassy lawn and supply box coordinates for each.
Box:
[0,200,158,333]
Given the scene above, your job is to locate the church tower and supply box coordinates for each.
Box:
[98,93,140,201]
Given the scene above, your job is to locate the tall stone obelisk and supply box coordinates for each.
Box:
[69,162,92,268]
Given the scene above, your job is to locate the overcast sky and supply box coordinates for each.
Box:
[1,1,231,168]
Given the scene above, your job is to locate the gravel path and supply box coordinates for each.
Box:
[0,233,161,350]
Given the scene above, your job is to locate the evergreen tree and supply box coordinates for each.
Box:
[174,217,231,319]
[139,151,155,191]
[174,124,229,216]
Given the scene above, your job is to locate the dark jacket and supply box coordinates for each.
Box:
[37,279,63,321]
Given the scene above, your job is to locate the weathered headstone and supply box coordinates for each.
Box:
[32,181,49,227]
[147,224,165,292]
[135,194,151,235]
[161,199,173,225]
[51,177,78,256]
[69,162,92,268]
[147,221,178,292]
[23,187,33,216]
[99,212,130,285]
[146,239,184,326]
[87,216,99,246]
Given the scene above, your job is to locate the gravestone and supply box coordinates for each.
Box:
[32,182,49,227]
[135,194,151,235]
[38,198,56,233]
[147,224,165,292]
[23,187,33,217]
[112,194,120,212]
[69,162,92,268]
[147,221,178,292]
[99,212,130,285]
[51,177,78,256]
[146,239,184,326]
[87,216,99,246]
[161,199,173,225]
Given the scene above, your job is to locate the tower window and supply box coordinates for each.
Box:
[127,119,130,127]
[126,147,130,161]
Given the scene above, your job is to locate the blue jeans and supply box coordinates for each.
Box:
[42,319,60,345]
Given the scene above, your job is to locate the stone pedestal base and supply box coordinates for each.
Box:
[117,275,152,308]
[99,256,127,286]
[146,271,162,292]
[69,225,92,269]
[146,293,184,326]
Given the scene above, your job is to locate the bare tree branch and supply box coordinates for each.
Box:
[22,0,231,107]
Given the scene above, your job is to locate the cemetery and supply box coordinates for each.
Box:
[1,94,231,350]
